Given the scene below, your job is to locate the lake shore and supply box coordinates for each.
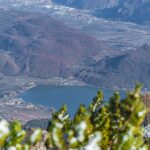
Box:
[0,75,149,101]
[0,75,87,100]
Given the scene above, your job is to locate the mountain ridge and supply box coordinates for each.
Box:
[93,0,150,25]
[51,0,119,10]
[0,10,108,78]
[76,44,150,88]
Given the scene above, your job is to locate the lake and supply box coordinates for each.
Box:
[19,85,125,116]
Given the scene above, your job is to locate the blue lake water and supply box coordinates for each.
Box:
[19,85,125,116]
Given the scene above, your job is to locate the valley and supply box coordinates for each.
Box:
[0,1,149,149]
[0,1,149,89]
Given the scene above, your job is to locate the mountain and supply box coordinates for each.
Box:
[75,44,150,88]
[0,0,150,25]
[52,0,119,10]
[93,0,150,25]
[0,10,107,78]
[0,0,150,89]
[0,0,50,7]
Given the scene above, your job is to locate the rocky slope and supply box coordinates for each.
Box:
[0,0,150,88]
[76,44,150,88]
[93,0,150,25]
[0,10,107,78]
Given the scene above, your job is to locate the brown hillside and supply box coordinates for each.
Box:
[0,11,108,78]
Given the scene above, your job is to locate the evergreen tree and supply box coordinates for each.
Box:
[0,85,148,150]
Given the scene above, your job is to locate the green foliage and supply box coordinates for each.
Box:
[46,85,148,150]
[0,120,42,150]
[0,85,148,150]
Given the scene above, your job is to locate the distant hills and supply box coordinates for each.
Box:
[0,0,49,6]
[0,10,107,78]
[52,0,150,25]
[76,44,150,88]
[0,0,149,25]
[93,0,150,25]
[51,0,119,10]
[0,0,150,88]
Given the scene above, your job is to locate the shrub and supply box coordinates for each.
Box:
[0,85,148,150]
